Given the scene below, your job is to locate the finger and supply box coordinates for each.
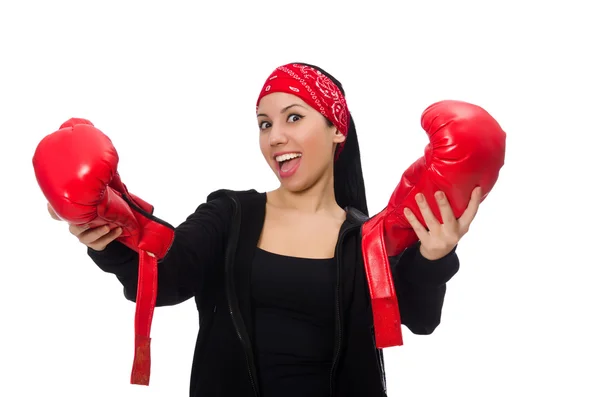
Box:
[47,203,61,221]
[68,223,92,237]
[458,187,482,234]
[414,193,440,231]
[434,191,458,226]
[403,207,430,243]
[78,225,112,244]
[88,227,123,251]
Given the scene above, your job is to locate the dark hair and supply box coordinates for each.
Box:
[294,62,369,216]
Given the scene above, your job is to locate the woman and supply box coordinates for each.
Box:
[54,62,479,396]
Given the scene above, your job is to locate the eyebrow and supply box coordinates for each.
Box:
[257,103,306,118]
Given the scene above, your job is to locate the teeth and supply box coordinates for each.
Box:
[275,153,302,162]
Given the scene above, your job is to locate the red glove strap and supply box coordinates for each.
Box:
[130,250,158,385]
[362,215,403,348]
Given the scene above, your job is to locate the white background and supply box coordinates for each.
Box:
[1,0,599,396]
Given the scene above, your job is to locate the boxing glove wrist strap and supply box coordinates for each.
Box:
[361,213,403,348]
[129,250,158,385]
[116,192,174,386]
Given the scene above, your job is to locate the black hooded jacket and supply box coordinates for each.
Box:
[88,189,460,396]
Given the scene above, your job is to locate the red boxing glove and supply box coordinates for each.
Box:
[362,100,506,348]
[32,118,175,386]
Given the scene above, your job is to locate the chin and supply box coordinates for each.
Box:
[279,173,324,194]
[277,177,308,193]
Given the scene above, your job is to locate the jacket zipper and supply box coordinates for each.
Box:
[329,225,353,396]
[221,200,385,396]
[374,339,387,394]
[328,220,388,396]
[224,195,260,397]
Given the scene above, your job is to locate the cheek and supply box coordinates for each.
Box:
[259,135,279,171]
[299,127,331,156]
[259,133,270,159]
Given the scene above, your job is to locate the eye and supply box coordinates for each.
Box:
[287,114,303,123]
[259,120,271,130]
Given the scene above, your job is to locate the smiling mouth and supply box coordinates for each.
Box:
[275,153,302,168]
[274,153,302,175]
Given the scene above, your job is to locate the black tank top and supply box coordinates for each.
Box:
[251,247,336,397]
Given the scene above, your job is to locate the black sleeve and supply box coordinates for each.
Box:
[391,241,459,335]
[87,196,233,307]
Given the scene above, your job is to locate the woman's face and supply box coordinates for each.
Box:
[257,92,346,192]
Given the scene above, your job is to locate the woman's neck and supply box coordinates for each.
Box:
[269,172,343,216]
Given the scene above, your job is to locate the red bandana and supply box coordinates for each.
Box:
[256,63,350,158]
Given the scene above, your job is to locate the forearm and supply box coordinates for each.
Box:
[87,197,232,307]
[392,242,459,334]
[88,239,196,306]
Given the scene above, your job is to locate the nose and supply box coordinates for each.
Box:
[269,123,288,147]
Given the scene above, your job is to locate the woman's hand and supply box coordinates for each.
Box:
[47,203,122,251]
[403,187,482,260]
